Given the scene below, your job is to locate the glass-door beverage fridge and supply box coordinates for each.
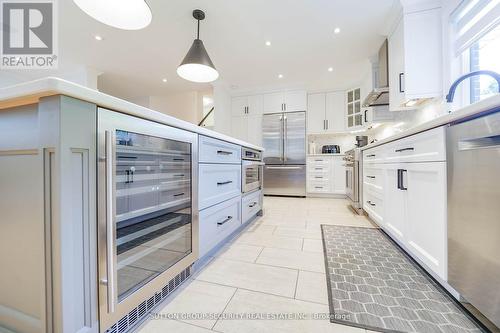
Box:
[97,108,198,332]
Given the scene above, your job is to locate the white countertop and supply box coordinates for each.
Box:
[307,153,345,156]
[0,77,263,151]
[361,94,500,150]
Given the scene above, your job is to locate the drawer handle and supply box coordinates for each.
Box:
[367,200,376,206]
[315,186,323,189]
[249,202,258,208]
[366,154,376,157]
[315,176,323,179]
[315,159,324,162]
[173,174,185,177]
[395,147,414,153]
[217,150,233,155]
[173,192,185,197]
[315,168,323,170]
[217,216,233,226]
[217,180,233,186]
[366,176,376,179]
[173,158,185,161]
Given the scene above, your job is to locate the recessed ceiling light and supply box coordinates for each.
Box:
[334,27,341,34]
[73,0,152,30]
[328,67,333,72]
[278,74,283,79]
[94,35,103,41]
[162,78,168,83]
[265,41,271,46]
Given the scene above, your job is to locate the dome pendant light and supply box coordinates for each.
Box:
[73,0,152,30]
[177,10,219,83]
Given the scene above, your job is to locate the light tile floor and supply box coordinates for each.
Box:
[137,196,376,333]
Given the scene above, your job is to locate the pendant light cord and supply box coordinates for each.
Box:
[197,19,200,39]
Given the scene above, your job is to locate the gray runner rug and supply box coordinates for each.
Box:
[321,225,485,333]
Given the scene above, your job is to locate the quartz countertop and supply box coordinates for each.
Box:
[361,94,500,150]
[0,77,264,151]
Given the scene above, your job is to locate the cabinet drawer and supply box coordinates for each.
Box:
[199,164,241,210]
[363,147,385,164]
[199,136,241,164]
[308,173,330,182]
[307,157,331,168]
[362,167,383,195]
[363,193,383,226]
[199,196,242,257]
[242,190,262,224]
[307,180,331,193]
[385,126,446,163]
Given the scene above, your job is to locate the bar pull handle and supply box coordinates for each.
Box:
[283,115,288,162]
[395,147,414,153]
[458,134,500,151]
[397,169,408,190]
[217,150,233,155]
[173,192,185,197]
[399,73,405,93]
[217,180,233,186]
[249,202,258,208]
[366,154,376,157]
[104,130,116,313]
[217,216,233,226]
[366,176,376,179]
[367,200,376,206]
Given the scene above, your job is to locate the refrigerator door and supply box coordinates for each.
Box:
[264,165,306,196]
[447,110,500,328]
[263,113,284,165]
[283,111,306,165]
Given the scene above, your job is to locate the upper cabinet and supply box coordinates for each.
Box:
[263,90,307,114]
[388,5,443,111]
[307,91,345,134]
[346,88,363,129]
[230,94,263,146]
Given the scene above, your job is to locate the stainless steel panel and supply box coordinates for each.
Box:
[284,111,306,165]
[263,113,284,164]
[263,165,306,196]
[447,110,500,329]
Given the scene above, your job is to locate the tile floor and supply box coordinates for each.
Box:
[137,196,377,333]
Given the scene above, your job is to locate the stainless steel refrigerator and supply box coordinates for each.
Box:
[263,111,306,196]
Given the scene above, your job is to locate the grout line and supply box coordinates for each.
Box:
[210,287,238,331]
[254,246,265,263]
[171,319,223,332]
[301,238,305,251]
[293,269,300,299]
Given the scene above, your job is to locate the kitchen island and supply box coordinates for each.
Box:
[0,77,264,333]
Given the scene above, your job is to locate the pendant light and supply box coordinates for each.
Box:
[73,0,152,30]
[177,10,219,83]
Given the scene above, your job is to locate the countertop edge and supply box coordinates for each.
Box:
[0,77,264,151]
[361,94,500,151]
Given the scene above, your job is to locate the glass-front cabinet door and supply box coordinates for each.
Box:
[98,108,198,332]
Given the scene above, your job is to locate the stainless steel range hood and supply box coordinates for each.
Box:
[363,40,389,107]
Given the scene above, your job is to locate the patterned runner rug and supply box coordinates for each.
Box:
[321,225,485,333]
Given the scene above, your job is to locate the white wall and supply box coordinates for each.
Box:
[212,82,232,135]
[148,92,203,125]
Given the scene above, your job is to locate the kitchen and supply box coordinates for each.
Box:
[0,1,499,333]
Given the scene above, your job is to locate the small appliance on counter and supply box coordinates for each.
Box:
[355,136,368,147]
[321,145,341,154]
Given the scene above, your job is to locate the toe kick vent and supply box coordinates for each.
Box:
[104,266,191,333]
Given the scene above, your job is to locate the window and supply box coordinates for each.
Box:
[467,24,500,102]
[451,0,500,104]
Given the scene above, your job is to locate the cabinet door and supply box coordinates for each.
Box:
[331,157,346,194]
[307,93,326,134]
[231,116,248,142]
[246,115,263,146]
[406,162,447,280]
[231,96,248,117]
[326,91,345,133]
[263,92,285,114]
[284,90,307,112]
[247,94,263,116]
[388,18,406,111]
[383,164,407,244]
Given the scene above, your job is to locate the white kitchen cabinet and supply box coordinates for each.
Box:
[383,164,407,244]
[406,162,447,280]
[307,93,326,133]
[326,91,346,132]
[346,88,363,129]
[230,95,263,146]
[388,6,443,110]
[307,92,345,134]
[263,90,307,114]
[307,156,346,195]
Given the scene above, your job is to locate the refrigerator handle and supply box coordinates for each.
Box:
[283,115,288,162]
[279,115,284,161]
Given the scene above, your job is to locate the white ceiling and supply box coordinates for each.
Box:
[37,0,397,97]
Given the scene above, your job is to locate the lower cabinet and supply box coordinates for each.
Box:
[199,196,242,258]
[242,190,262,224]
[307,156,346,195]
[362,133,447,281]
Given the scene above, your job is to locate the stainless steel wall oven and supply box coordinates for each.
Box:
[242,147,264,193]
[97,108,198,332]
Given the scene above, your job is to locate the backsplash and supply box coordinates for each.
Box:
[307,134,358,154]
